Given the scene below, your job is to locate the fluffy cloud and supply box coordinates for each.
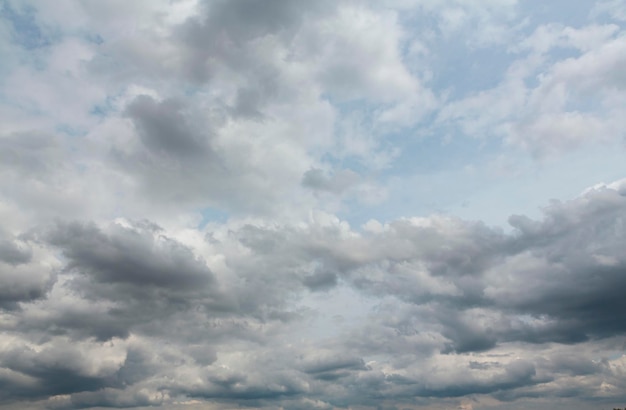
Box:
[1,181,625,408]
[1,1,626,409]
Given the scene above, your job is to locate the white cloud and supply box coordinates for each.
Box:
[1,1,626,409]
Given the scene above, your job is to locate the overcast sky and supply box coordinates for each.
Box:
[1,1,626,409]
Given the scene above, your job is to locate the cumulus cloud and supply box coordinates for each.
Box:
[2,183,624,407]
[1,1,626,409]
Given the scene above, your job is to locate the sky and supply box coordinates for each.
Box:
[1,0,626,409]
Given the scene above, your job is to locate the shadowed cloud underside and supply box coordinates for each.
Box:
[1,1,626,409]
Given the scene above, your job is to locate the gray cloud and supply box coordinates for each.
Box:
[1,184,626,410]
[0,232,52,310]
[0,343,119,400]
[47,220,214,290]
[176,0,332,84]
[2,1,626,409]
[302,269,338,291]
[301,168,360,194]
[0,231,31,266]
[125,95,210,158]
[0,266,49,310]
[0,132,64,179]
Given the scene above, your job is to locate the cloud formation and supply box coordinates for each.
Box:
[1,1,626,409]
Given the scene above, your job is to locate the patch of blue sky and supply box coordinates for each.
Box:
[398,10,523,93]
[333,136,502,228]
[338,158,495,229]
[344,140,626,231]
[404,1,619,100]
[89,104,110,119]
[422,41,512,100]
[449,142,626,227]
[55,124,87,138]
[592,8,626,27]
[318,152,372,176]
[197,206,230,228]
[1,1,51,50]
[383,127,503,177]
[319,98,389,168]
[313,3,623,230]
[322,98,504,186]
[538,41,586,61]
[320,91,381,115]
[90,96,118,119]
[519,0,599,27]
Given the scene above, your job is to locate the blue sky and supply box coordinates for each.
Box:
[1,1,626,409]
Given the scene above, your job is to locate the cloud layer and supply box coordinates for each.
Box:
[1,1,626,409]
